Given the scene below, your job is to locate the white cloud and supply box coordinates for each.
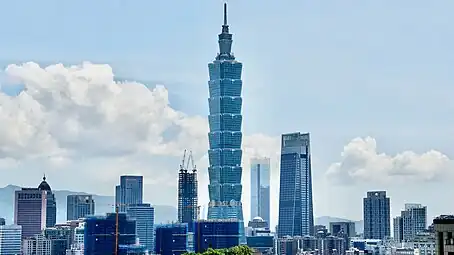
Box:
[1,62,209,160]
[326,136,453,184]
[0,62,280,225]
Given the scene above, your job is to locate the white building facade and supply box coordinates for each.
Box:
[23,233,52,255]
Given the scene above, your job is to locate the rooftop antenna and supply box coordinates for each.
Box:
[223,3,228,26]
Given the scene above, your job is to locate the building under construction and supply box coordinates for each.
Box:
[178,150,199,232]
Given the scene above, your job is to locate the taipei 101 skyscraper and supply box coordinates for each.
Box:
[207,3,245,240]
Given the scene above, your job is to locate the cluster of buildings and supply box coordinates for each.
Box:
[0,3,452,255]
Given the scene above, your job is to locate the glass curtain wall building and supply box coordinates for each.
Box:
[250,157,271,225]
[84,213,136,255]
[207,2,244,227]
[67,195,95,221]
[115,176,143,213]
[0,225,22,255]
[278,132,314,237]
[363,191,391,239]
[127,204,154,253]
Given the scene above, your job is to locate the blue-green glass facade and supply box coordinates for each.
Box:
[207,4,244,229]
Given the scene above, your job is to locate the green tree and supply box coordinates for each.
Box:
[184,245,254,255]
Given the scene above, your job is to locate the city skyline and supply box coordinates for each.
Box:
[0,0,453,230]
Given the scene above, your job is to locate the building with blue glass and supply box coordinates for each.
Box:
[193,219,240,252]
[115,175,143,213]
[127,204,154,253]
[178,159,198,233]
[206,4,245,241]
[67,194,95,221]
[363,191,390,240]
[278,132,314,237]
[155,223,188,255]
[84,213,136,255]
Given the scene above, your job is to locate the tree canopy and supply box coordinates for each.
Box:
[184,245,254,255]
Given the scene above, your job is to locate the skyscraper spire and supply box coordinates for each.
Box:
[221,3,229,34]
[218,3,233,59]
[224,3,228,26]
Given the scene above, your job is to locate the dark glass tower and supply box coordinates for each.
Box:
[178,157,198,232]
[207,3,244,233]
[84,213,136,255]
[278,132,314,237]
[363,191,390,239]
[115,175,143,212]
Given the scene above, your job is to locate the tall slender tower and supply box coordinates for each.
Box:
[178,151,198,232]
[278,132,314,237]
[250,158,271,225]
[207,2,245,236]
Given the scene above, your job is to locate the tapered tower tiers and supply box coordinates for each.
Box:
[206,3,245,233]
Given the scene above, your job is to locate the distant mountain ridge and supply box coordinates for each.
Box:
[0,185,177,224]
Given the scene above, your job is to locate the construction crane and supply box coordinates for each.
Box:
[106,203,130,255]
[180,149,187,172]
[180,149,197,173]
[186,150,197,172]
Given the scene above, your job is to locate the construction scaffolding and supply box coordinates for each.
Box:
[178,150,199,232]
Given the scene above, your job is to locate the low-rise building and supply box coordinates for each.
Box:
[23,233,52,255]
[404,232,435,255]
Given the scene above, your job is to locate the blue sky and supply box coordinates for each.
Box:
[0,0,453,226]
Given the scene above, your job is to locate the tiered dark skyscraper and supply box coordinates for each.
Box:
[207,3,244,222]
[278,132,314,237]
[178,151,198,232]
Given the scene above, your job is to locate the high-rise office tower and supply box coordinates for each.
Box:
[115,175,143,212]
[393,203,427,242]
[178,151,198,232]
[206,2,244,234]
[363,191,391,239]
[66,195,95,221]
[127,204,155,253]
[250,158,271,225]
[278,132,314,237]
[15,176,57,238]
[393,216,403,242]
